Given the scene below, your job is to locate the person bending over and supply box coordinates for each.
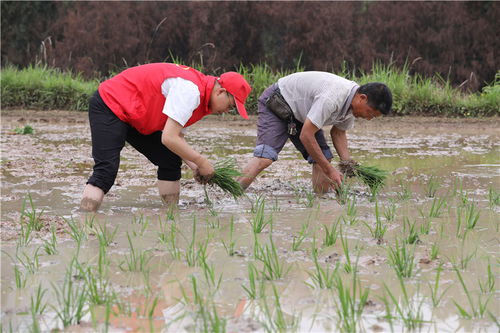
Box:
[238,71,391,194]
[81,63,251,212]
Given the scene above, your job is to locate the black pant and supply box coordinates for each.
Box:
[87,91,182,193]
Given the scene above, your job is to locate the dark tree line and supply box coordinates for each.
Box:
[2,1,499,90]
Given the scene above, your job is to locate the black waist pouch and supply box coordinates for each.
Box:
[265,88,297,135]
[265,89,294,121]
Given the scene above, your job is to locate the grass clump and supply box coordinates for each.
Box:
[205,158,244,201]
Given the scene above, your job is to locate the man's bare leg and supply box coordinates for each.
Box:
[238,157,273,190]
[158,180,180,207]
[312,162,334,194]
[80,184,105,212]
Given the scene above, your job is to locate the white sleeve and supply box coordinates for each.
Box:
[161,78,200,127]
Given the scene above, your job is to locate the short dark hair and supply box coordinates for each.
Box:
[358,82,392,115]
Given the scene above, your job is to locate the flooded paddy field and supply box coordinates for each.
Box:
[1,110,499,332]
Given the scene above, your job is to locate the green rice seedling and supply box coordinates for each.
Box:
[419,215,432,235]
[292,220,309,251]
[353,164,388,198]
[345,195,357,219]
[65,216,87,245]
[250,195,272,234]
[322,220,340,247]
[20,194,44,232]
[257,236,289,280]
[159,221,182,260]
[164,204,177,221]
[97,242,111,277]
[76,263,115,306]
[119,233,152,272]
[333,270,370,332]
[14,266,27,289]
[304,189,316,208]
[339,227,355,274]
[382,277,426,330]
[14,124,34,134]
[51,259,88,328]
[132,214,150,237]
[206,158,244,200]
[463,202,480,230]
[488,186,500,207]
[253,233,261,260]
[383,200,397,222]
[403,216,420,244]
[335,179,351,205]
[430,242,439,261]
[183,275,227,333]
[242,263,264,300]
[184,219,202,267]
[306,244,339,289]
[454,241,477,270]
[271,196,281,212]
[428,263,451,307]
[200,257,222,291]
[428,197,447,218]
[387,239,415,278]
[363,201,388,243]
[18,221,34,247]
[30,284,48,316]
[222,216,236,256]
[94,222,118,247]
[261,284,300,333]
[425,175,440,198]
[396,180,412,201]
[206,216,221,229]
[196,237,210,268]
[43,226,58,255]
[13,247,41,274]
[452,265,491,319]
[478,262,495,294]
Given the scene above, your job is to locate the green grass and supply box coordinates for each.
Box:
[1,65,97,111]
[2,63,498,117]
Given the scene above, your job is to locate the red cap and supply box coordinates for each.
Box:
[218,72,251,119]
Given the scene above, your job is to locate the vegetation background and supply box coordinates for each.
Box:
[1,1,499,116]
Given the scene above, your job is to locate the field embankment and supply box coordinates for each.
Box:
[1,64,499,117]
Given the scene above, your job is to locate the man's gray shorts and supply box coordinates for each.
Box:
[253,84,333,163]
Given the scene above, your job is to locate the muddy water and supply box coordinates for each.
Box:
[1,111,499,332]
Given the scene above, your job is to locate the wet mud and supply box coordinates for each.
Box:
[1,110,499,332]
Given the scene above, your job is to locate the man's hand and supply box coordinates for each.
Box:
[326,166,343,189]
[193,156,215,184]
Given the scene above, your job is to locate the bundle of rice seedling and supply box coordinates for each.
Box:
[353,165,388,195]
[206,158,244,199]
[338,160,388,196]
